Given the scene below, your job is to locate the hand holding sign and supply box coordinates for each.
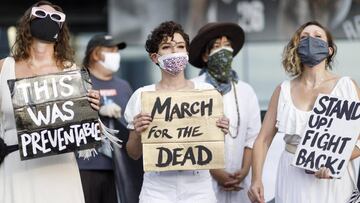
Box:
[133,113,152,135]
[87,89,101,111]
[216,116,230,134]
[314,167,332,179]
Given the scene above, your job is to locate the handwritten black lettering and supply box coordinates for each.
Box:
[151,97,214,121]
[155,145,213,167]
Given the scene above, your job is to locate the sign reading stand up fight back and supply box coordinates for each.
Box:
[292,94,360,178]
[141,90,225,172]
[8,69,101,160]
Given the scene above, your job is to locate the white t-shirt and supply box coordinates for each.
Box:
[124,81,217,203]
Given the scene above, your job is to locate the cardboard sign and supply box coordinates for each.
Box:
[141,90,225,171]
[292,94,360,178]
[8,69,101,160]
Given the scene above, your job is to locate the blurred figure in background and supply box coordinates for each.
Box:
[189,22,261,203]
[77,34,142,203]
[277,0,352,39]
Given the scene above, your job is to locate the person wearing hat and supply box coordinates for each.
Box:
[77,34,139,203]
[190,22,261,203]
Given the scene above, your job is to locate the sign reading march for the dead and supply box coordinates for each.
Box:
[292,94,360,178]
[7,69,101,160]
[141,90,225,172]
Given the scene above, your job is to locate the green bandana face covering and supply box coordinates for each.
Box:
[207,47,234,83]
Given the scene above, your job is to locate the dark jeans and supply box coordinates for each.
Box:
[80,170,117,203]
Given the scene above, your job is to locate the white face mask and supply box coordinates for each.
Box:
[98,52,121,72]
[157,52,189,75]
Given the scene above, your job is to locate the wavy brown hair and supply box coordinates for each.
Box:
[11,1,74,69]
[282,21,337,77]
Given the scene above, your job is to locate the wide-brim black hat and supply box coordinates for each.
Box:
[189,22,245,68]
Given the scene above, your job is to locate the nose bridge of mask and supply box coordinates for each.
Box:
[303,36,328,55]
[157,52,189,75]
[158,52,188,59]
[158,52,189,66]
[309,37,319,55]
[102,51,120,59]
[30,16,61,42]
[209,47,234,57]
[98,51,121,71]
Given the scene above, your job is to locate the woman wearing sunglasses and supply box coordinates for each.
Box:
[0,1,100,203]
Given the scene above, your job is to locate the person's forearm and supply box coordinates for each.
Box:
[351,146,360,160]
[241,147,252,175]
[251,137,270,182]
[126,131,142,160]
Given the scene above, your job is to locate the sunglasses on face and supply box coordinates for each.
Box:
[30,7,66,25]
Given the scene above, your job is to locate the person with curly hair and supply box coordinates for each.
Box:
[124,21,229,203]
[248,21,360,203]
[0,1,100,203]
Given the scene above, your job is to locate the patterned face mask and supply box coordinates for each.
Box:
[157,52,189,75]
[207,47,233,83]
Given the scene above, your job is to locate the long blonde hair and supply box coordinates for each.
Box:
[282,21,337,77]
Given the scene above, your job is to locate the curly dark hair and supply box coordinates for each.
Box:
[11,1,74,69]
[282,21,337,77]
[145,21,189,54]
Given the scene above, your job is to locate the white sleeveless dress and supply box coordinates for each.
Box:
[275,77,360,203]
[0,57,85,203]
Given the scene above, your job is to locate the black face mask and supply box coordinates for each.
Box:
[30,16,61,43]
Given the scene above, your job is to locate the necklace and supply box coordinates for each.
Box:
[302,72,335,89]
[228,80,240,139]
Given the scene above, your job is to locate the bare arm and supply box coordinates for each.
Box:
[248,85,281,203]
[234,147,252,181]
[126,130,143,160]
[252,86,280,182]
[125,113,152,160]
[239,86,261,179]
[351,142,360,160]
[0,59,4,73]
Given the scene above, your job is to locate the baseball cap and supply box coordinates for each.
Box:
[85,34,126,56]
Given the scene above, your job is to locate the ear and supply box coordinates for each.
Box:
[150,53,159,64]
[92,47,104,62]
[202,52,209,63]
[328,46,334,56]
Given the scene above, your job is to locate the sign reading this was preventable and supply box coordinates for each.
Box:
[292,94,360,178]
[141,89,225,171]
[8,69,101,160]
